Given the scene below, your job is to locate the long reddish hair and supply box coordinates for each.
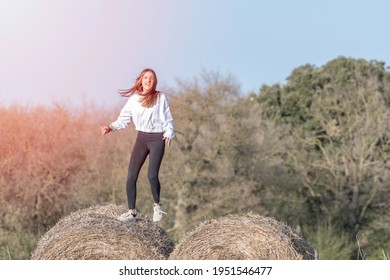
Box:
[119,68,160,108]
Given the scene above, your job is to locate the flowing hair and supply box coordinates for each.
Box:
[119,68,160,108]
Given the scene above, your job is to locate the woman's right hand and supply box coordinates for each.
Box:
[100,126,111,135]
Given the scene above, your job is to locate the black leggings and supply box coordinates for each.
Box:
[126,131,165,209]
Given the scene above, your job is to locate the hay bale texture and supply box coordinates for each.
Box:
[32,204,175,260]
[169,213,317,260]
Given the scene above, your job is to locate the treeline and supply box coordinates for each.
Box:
[0,57,389,259]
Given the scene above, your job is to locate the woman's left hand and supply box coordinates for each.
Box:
[163,137,171,146]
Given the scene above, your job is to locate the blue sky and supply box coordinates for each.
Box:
[1,0,389,107]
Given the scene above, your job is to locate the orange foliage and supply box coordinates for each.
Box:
[0,104,134,234]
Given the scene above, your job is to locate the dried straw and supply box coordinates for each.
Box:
[31,204,174,260]
[169,213,317,260]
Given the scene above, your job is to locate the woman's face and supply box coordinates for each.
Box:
[142,71,155,92]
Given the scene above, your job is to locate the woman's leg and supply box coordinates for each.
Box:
[126,136,148,209]
[147,136,165,204]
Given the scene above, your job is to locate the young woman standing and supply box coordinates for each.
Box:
[100,68,174,222]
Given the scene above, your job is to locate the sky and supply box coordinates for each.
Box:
[1,0,389,108]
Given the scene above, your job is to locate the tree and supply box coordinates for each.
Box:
[257,57,390,250]
[160,71,271,240]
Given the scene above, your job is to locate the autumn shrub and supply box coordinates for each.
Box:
[0,103,133,259]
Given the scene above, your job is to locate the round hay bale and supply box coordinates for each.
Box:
[169,213,317,260]
[32,204,175,260]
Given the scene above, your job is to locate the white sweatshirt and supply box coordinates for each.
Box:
[109,92,175,139]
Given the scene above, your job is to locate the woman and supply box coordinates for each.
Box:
[100,68,174,222]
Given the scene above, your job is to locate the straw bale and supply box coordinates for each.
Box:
[32,204,174,260]
[169,213,317,260]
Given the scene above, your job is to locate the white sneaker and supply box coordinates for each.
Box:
[118,211,137,222]
[153,203,166,222]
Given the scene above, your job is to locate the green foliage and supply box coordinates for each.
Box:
[0,204,40,259]
[303,222,355,260]
[259,57,387,130]
[256,56,390,254]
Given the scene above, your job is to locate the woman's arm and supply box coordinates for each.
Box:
[160,93,175,141]
[108,99,133,132]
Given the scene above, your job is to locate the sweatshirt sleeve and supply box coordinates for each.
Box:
[109,99,132,131]
[161,93,175,139]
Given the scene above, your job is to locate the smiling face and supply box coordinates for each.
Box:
[141,71,156,93]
